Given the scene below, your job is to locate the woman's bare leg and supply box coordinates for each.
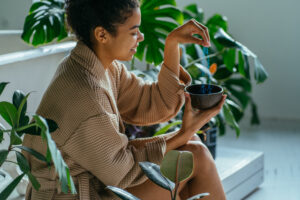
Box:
[127,135,226,200]
[177,135,226,200]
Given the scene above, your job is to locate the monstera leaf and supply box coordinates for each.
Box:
[137,0,183,66]
[214,28,268,83]
[22,0,67,46]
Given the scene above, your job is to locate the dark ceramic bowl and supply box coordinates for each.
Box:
[185,84,223,110]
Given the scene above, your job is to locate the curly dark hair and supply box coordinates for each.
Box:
[65,0,140,47]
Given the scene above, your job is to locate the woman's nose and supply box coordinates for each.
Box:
[138,31,144,42]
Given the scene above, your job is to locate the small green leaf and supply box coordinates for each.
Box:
[16,146,48,163]
[160,150,194,183]
[0,82,9,96]
[187,193,210,200]
[0,102,18,127]
[0,173,26,200]
[154,121,182,136]
[16,151,30,173]
[10,130,23,145]
[27,172,41,191]
[0,150,9,167]
[106,186,141,200]
[13,91,30,127]
[139,162,175,192]
[254,57,268,84]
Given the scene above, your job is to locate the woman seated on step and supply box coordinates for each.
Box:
[23,0,227,199]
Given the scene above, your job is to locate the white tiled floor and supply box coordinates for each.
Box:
[217,119,300,200]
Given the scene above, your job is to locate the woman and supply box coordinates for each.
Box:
[23,0,227,199]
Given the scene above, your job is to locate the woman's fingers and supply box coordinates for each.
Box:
[192,19,210,45]
[189,19,210,46]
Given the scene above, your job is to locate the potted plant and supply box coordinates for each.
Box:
[0,82,76,199]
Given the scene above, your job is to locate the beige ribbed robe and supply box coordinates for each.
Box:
[22,41,191,199]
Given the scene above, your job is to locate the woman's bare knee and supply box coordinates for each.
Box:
[178,141,214,175]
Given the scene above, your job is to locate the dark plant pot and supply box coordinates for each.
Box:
[185,84,223,110]
[198,127,217,159]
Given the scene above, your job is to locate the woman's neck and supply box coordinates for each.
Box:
[91,44,113,69]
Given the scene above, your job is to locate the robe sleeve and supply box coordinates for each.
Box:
[117,62,191,126]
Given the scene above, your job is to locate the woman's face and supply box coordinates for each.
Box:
[105,8,144,61]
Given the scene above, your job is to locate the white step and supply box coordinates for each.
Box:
[216,147,264,200]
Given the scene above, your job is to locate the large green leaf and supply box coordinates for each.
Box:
[254,57,268,84]
[21,0,67,46]
[216,114,226,136]
[225,77,252,92]
[226,86,250,109]
[0,173,25,200]
[226,99,244,123]
[0,150,9,167]
[160,150,194,183]
[213,65,233,80]
[222,103,240,137]
[0,82,9,96]
[223,48,236,72]
[0,102,18,127]
[33,115,76,194]
[139,162,175,191]
[214,28,239,48]
[187,193,210,200]
[137,0,183,65]
[106,186,141,200]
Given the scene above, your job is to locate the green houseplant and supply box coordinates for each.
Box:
[21,0,268,146]
[0,82,76,199]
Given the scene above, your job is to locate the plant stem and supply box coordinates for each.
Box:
[146,63,150,71]
[184,49,225,69]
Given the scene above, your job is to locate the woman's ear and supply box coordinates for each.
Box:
[93,26,109,44]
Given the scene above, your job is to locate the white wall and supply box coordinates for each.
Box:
[0,0,32,29]
[178,0,300,121]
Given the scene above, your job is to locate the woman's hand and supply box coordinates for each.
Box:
[163,19,210,76]
[179,93,227,142]
[167,19,211,46]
